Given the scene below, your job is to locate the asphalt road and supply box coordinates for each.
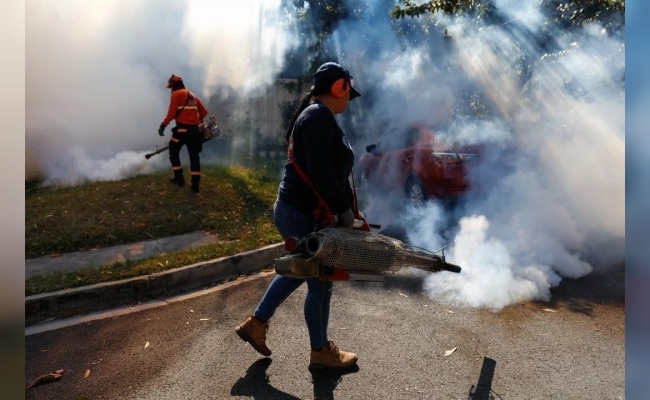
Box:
[25,266,624,400]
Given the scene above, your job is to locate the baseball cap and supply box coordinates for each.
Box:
[312,62,361,100]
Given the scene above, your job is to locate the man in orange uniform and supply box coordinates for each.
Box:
[158,74,208,193]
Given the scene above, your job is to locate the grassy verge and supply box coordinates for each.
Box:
[25,163,283,296]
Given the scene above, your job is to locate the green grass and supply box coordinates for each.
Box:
[25,164,284,296]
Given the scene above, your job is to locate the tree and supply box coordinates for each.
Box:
[281,0,357,75]
[391,0,474,19]
[390,0,625,28]
[544,0,625,29]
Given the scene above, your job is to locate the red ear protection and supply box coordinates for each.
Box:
[331,78,350,98]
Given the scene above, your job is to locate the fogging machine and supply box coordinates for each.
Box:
[275,226,461,282]
[145,115,221,159]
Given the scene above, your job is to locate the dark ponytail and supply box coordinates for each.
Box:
[285,91,313,143]
[284,81,333,143]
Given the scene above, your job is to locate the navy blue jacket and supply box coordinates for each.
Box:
[278,101,355,216]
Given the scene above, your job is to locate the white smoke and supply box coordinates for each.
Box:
[420,13,624,310]
[334,1,624,310]
[422,214,564,310]
[26,0,294,185]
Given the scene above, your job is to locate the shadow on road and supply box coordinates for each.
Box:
[544,265,625,316]
[230,358,360,400]
[467,356,504,400]
[230,358,301,400]
[311,364,360,400]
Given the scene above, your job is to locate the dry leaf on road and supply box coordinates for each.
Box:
[445,347,457,357]
[144,341,150,349]
[26,369,65,389]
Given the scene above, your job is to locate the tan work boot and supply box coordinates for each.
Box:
[235,315,271,356]
[308,341,358,372]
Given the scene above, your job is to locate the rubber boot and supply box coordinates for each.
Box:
[308,341,358,372]
[235,315,271,356]
[169,168,185,187]
[190,174,200,193]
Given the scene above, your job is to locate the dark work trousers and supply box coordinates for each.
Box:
[168,124,203,185]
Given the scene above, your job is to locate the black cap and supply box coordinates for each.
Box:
[312,62,361,100]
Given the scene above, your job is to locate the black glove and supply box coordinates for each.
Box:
[158,124,166,136]
[337,208,355,228]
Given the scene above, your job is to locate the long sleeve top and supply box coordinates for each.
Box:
[278,101,355,215]
[162,88,208,126]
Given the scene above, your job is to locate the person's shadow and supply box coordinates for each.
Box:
[311,364,360,400]
[230,358,301,399]
[231,358,360,400]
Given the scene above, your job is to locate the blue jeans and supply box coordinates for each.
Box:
[254,197,333,349]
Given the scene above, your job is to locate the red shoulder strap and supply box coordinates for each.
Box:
[288,130,335,226]
[288,129,369,231]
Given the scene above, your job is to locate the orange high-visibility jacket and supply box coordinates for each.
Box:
[162,88,208,126]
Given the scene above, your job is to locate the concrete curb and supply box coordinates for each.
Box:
[25,232,223,278]
[25,243,285,326]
